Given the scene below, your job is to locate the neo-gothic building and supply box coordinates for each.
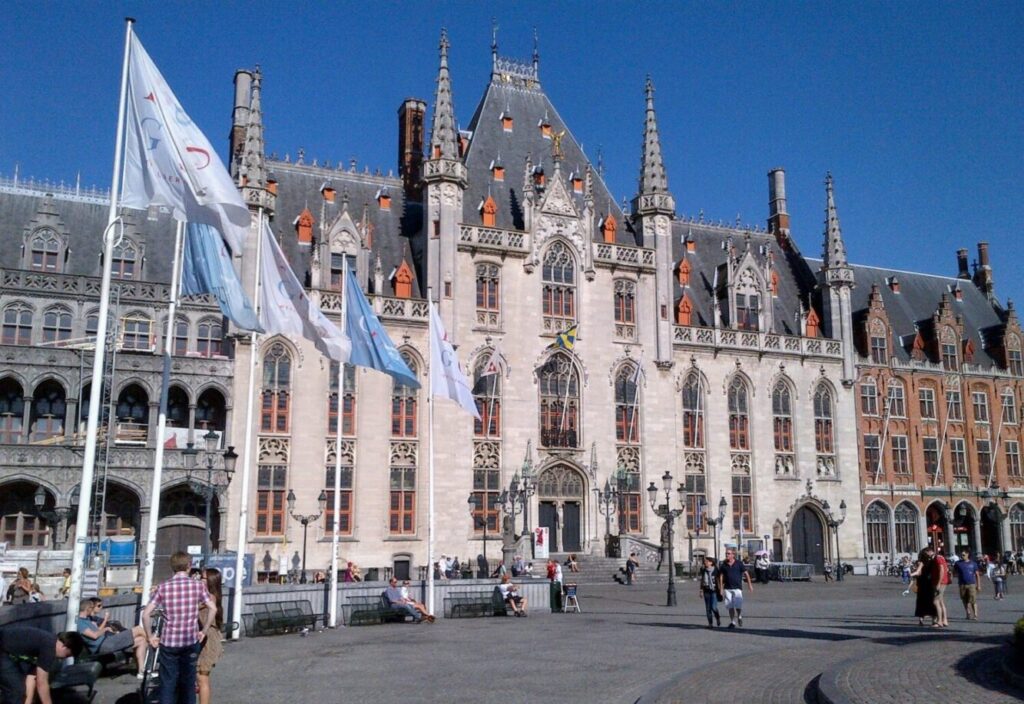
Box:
[2,31,1019,582]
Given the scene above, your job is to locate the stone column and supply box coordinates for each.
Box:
[555,502,564,553]
[223,406,233,447]
[917,512,928,552]
[188,404,197,446]
[138,506,152,570]
[1001,510,1013,553]
[21,396,32,442]
[147,401,159,448]
[64,398,78,440]
[971,509,982,555]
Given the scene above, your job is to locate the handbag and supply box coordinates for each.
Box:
[910,577,918,593]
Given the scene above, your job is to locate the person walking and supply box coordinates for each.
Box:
[992,560,1007,600]
[900,556,912,595]
[698,556,721,629]
[197,568,226,704]
[0,626,84,704]
[142,551,218,704]
[625,553,639,586]
[931,547,950,628]
[823,559,834,583]
[717,548,753,628]
[952,551,981,620]
[910,549,936,626]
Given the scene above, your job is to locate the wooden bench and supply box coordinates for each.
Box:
[51,661,102,703]
[242,600,320,636]
[443,588,508,619]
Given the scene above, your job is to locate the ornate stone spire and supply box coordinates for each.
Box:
[429,29,459,161]
[638,76,669,196]
[239,68,266,189]
[822,173,851,277]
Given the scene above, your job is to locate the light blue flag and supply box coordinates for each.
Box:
[181,223,263,333]
[345,268,419,388]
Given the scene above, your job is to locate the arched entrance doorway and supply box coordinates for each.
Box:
[980,503,1003,557]
[791,505,826,571]
[952,502,977,555]
[536,464,586,553]
[925,502,948,552]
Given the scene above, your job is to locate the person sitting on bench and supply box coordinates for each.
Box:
[382,578,432,623]
[76,599,148,677]
[498,574,528,616]
[400,580,433,621]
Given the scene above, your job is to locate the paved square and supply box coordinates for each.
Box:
[93,577,1023,704]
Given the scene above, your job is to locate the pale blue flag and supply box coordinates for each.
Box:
[345,268,419,388]
[181,223,262,332]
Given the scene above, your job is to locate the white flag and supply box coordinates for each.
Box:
[260,222,351,363]
[121,33,250,253]
[429,302,481,419]
[479,346,503,377]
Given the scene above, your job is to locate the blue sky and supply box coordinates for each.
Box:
[2,2,1022,305]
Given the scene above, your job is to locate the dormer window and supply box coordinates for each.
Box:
[888,276,901,293]
[111,238,139,280]
[490,160,505,182]
[376,188,391,210]
[676,295,693,326]
[736,293,759,331]
[538,115,552,138]
[571,173,583,194]
[28,229,63,273]
[941,342,958,371]
[480,196,497,228]
[806,308,820,338]
[391,260,414,299]
[500,112,513,132]
[294,208,314,244]
[321,184,336,202]
[677,258,691,287]
[533,167,545,189]
[600,214,617,244]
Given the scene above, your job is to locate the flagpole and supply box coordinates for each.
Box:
[426,293,436,617]
[231,207,265,639]
[66,17,134,632]
[328,261,348,628]
[140,219,185,606]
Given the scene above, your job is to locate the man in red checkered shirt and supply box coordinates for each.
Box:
[143,551,217,704]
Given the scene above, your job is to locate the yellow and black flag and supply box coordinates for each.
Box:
[548,323,579,352]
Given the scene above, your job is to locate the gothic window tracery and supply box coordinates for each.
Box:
[42,306,72,344]
[28,229,62,272]
[539,353,579,449]
[261,342,292,433]
[111,238,139,280]
[2,303,32,346]
[472,355,501,438]
[475,263,500,328]
[614,280,636,340]
[542,242,576,327]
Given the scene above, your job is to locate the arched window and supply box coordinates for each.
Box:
[197,318,223,358]
[860,379,878,416]
[472,355,501,437]
[772,381,794,453]
[676,296,693,326]
[42,307,72,344]
[111,239,138,280]
[0,378,25,443]
[614,363,641,444]
[727,377,750,451]
[0,482,52,547]
[1001,389,1018,425]
[391,353,418,437]
[328,363,357,436]
[120,314,152,351]
[887,381,906,418]
[681,374,704,449]
[261,343,291,433]
[195,388,226,432]
[1010,503,1024,551]
[30,380,66,442]
[115,384,149,444]
[29,229,62,272]
[894,502,919,554]
[971,388,990,424]
[541,242,576,325]
[539,353,579,449]
[613,280,636,338]
[814,385,835,454]
[475,263,501,327]
[166,386,189,428]
[2,304,32,346]
[865,501,890,555]
[172,317,189,356]
[86,313,99,338]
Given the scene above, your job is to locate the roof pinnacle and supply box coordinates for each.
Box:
[822,172,852,275]
[638,75,669,196]
[429,28,459,161]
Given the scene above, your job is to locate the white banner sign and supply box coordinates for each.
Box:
[533,527,549,560]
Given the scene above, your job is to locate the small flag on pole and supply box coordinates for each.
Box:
[548,323,579,351]
[345,269,419,388]
[429,302,481,419]
[259,223,350,362]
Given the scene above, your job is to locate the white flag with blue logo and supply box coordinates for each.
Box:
[429,301,480,419]
[121,33,250,254]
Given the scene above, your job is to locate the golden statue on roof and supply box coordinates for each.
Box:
[551,130,566,160]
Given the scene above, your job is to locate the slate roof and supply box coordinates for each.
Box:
[672,221,820,337]
[808,258,1006,368]
[0,185,178,282]
[266,161,423,297]
[461,69,628,242]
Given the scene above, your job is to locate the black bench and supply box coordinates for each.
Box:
[443,588,509,618]
[242,600,320,636]
[51,661,102,703]
[342,594,415,626]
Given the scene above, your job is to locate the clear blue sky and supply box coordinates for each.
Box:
[2,2,1022,305]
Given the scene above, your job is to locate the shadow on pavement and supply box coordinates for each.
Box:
[953,643,1024,699]
[631,622,861,641]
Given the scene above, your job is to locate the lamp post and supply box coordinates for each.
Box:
[182,429,238,562]
[286,488,327,584]
[34,486,77,550]
[705,496,728,563]
[468,494,489,575]
[823,499,848,581]
[596,479,619,556]
[647,470,687,607]
[520,448,536,537]
[498,473,527,535]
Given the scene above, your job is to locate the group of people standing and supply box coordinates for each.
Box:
[909,547,1012,627]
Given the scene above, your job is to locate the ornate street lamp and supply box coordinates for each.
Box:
[182,429,238,562]
[286,488,327,584]
[520,447,536,537]
[705,495,728,563]
[823,499,848,581]
[596,478,619,556]
[34,485,76,550]
[647,470,687,607]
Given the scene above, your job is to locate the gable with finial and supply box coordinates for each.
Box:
[539,170,578,218]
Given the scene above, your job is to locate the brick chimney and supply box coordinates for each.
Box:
[767,168,790,246]
[973,241,994,299]
[229,69,253,176]
[398,98,426,201]
[956,248,970,279]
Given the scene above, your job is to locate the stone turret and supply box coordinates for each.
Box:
[631,77,675,367]
[820,173,856,384]
[238,68,274,214]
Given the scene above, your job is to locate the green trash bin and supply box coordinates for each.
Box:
[550,581,563,611]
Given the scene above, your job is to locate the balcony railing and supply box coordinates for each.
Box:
[673,326,843,359]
